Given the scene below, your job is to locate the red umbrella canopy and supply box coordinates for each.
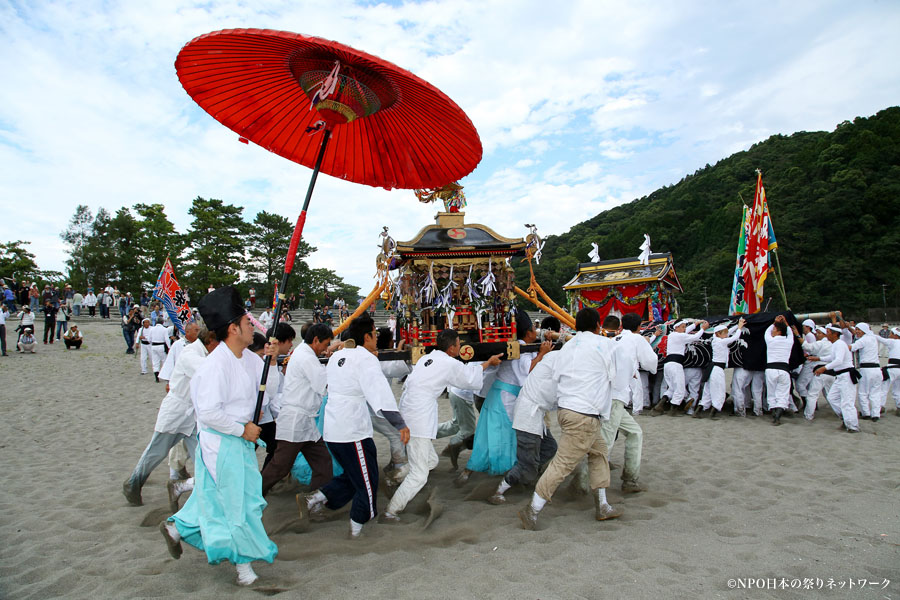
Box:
[175,29,483,190]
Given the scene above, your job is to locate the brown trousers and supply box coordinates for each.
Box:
[535,408,610,501]
[260,438,333,495]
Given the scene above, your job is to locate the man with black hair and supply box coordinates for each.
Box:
[256,322,296,467]
[160,286,277,586]
[260,322,335,496]
[375,326,412,479]
[383,330,501,521]
[296,314,410,539]
[124,325,219,507]
[519,307,621,530]
[603,313,657,493]
[765,315,797,426]
[457,310,551,485]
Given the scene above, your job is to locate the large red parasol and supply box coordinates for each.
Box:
[175,28,482,190]
[175,29,483,424]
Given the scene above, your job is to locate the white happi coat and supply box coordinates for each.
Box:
[276,343,327,443]
[191,343,271,481]
[663,326,705,405]
[494,340,537,420]
[154,340,209,436]
[399,350,483,439]
[553,330,616,419]
[851,333,882,416]
[612,330,658,407]
[159,337,188,381]
[512,351,560,436]
[876,337,900,407]
[324,346,399,443]
[700,330,742,410]
[824,340,858,431]
[764,324,795,410]
[148,323,170,371]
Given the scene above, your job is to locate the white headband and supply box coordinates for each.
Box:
[825,324,842,334]
[713,324,728,333]
[856,322,871,335]
[802,319,815,329]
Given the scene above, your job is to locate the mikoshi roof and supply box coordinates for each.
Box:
[394,212,527,260]
[175,29,483,190]
[562,252,684,291]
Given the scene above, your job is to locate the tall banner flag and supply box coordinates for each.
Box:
[728,206,749,315]
[272,281,279,312]
[741,171,773,313]
[152,257,193,334]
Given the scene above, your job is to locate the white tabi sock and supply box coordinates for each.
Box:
[235,562,258,586]
[169,468,180,480]
[597,488,608,505]
[164,520,181,542]
[309,490,326,507]
[350,519,364,536]
[530,492,547,513]
[174,478,194,496]
[496,479,512,495]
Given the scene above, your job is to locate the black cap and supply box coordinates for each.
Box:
[515,307,533,340]
[198,286,245,332]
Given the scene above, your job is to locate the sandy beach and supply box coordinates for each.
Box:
[1,316,899,599]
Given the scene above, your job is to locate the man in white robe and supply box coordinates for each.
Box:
[160,287,277,586]
[383,330,500,521]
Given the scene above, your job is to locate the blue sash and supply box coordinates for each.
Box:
[466,380,521,475]
[291,395,344,484]
[169,427,277,565]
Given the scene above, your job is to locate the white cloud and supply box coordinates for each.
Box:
[2,0,899,292]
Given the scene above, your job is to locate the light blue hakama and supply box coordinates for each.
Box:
[466,380,521,475]
[169,429,277,565]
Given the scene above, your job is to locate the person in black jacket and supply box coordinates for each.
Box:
[41,301,57,345]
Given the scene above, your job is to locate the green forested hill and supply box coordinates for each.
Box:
[517,106,900,317]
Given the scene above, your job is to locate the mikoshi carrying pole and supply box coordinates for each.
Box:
[253,130,331,424]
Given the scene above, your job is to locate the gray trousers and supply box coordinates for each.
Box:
[127,431,197,490]
[436,392,477,445]
[505,428,557,486]
[369,405,407,464]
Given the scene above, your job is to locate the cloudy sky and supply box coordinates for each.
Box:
[3,0,899,292]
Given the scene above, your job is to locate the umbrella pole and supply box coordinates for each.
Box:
[253,130,331,424]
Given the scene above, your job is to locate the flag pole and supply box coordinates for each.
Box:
[253,129,331,425]
[771,248,790,311]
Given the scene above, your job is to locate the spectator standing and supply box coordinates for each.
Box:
[41,284,53,306]
[64,285,74,310]
[84,288,97,317]
[55,304,70,340]
[41,301,58,344]
[3,283,16,312]
[140,290,150,307]
[97,289,107,318]
[0,304,9,356]
[104,288,114,318]
[248,287,256,308]
[29,283,40,310]
[73,290,84,316]
[297,288,305,309]
[17,282,29,307]
[63,324,83,349]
